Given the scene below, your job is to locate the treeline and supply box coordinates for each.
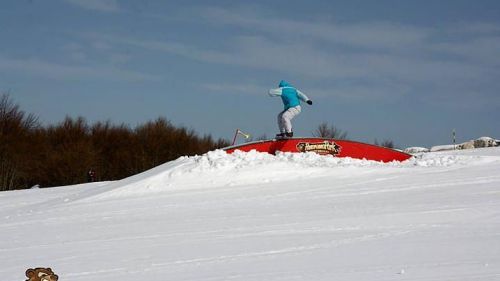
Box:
[0,95,229,191]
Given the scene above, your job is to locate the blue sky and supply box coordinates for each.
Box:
[1,0,499,148]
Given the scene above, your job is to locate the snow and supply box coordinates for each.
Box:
[1,148,500,280]
[474,137,498,148]
[404,147,430,154]
[428,136,499,152]
[430,144,458,152]
[477,136,494,141]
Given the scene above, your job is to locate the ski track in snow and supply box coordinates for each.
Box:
[1,147,500,280]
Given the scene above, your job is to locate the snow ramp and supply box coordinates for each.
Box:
[69,148,487,202]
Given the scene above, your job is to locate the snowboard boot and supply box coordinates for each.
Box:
[276,133,285,139]
[285,132,294,138]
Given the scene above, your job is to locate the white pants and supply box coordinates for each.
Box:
[278,106,301,133]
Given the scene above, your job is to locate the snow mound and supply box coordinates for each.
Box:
[474,136,498,148]
[404,147,429,154]
[84,149,485,201]
[430,144,457,152]
[430,136,499,152]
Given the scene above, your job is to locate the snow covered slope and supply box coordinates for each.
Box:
[1,148,500,280]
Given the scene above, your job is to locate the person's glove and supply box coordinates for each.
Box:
[307,100,313,105]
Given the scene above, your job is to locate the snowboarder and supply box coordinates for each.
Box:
[269,80,312,138]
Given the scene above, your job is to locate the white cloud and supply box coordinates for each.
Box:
[0,56,158,82]
[61,42,86,61]
[431,37,500,66]
[202,83,267,96]
[201,7,430,50]
[451,22,500,34]
[60,39,130,66]
[80,9,500,108]
[61,42,83,52]
[92,41,113,50]
[62,0,120,13]
[117,34,489,84]
[109,53,131,65]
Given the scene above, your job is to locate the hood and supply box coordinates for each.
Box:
[279,80,292,88]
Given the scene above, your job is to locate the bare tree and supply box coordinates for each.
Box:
[0,95,231,191]
[0,93,39,190]
[374,139,395,149]
[255,134,268,141]
[313,122,348,139]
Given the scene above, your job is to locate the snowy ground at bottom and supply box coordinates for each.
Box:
[1,147,500,280]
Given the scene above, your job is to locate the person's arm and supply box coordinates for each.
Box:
[268,88,282,97]
[297,90,312,104]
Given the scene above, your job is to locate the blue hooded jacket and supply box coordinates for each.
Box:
[269,80,310,110]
